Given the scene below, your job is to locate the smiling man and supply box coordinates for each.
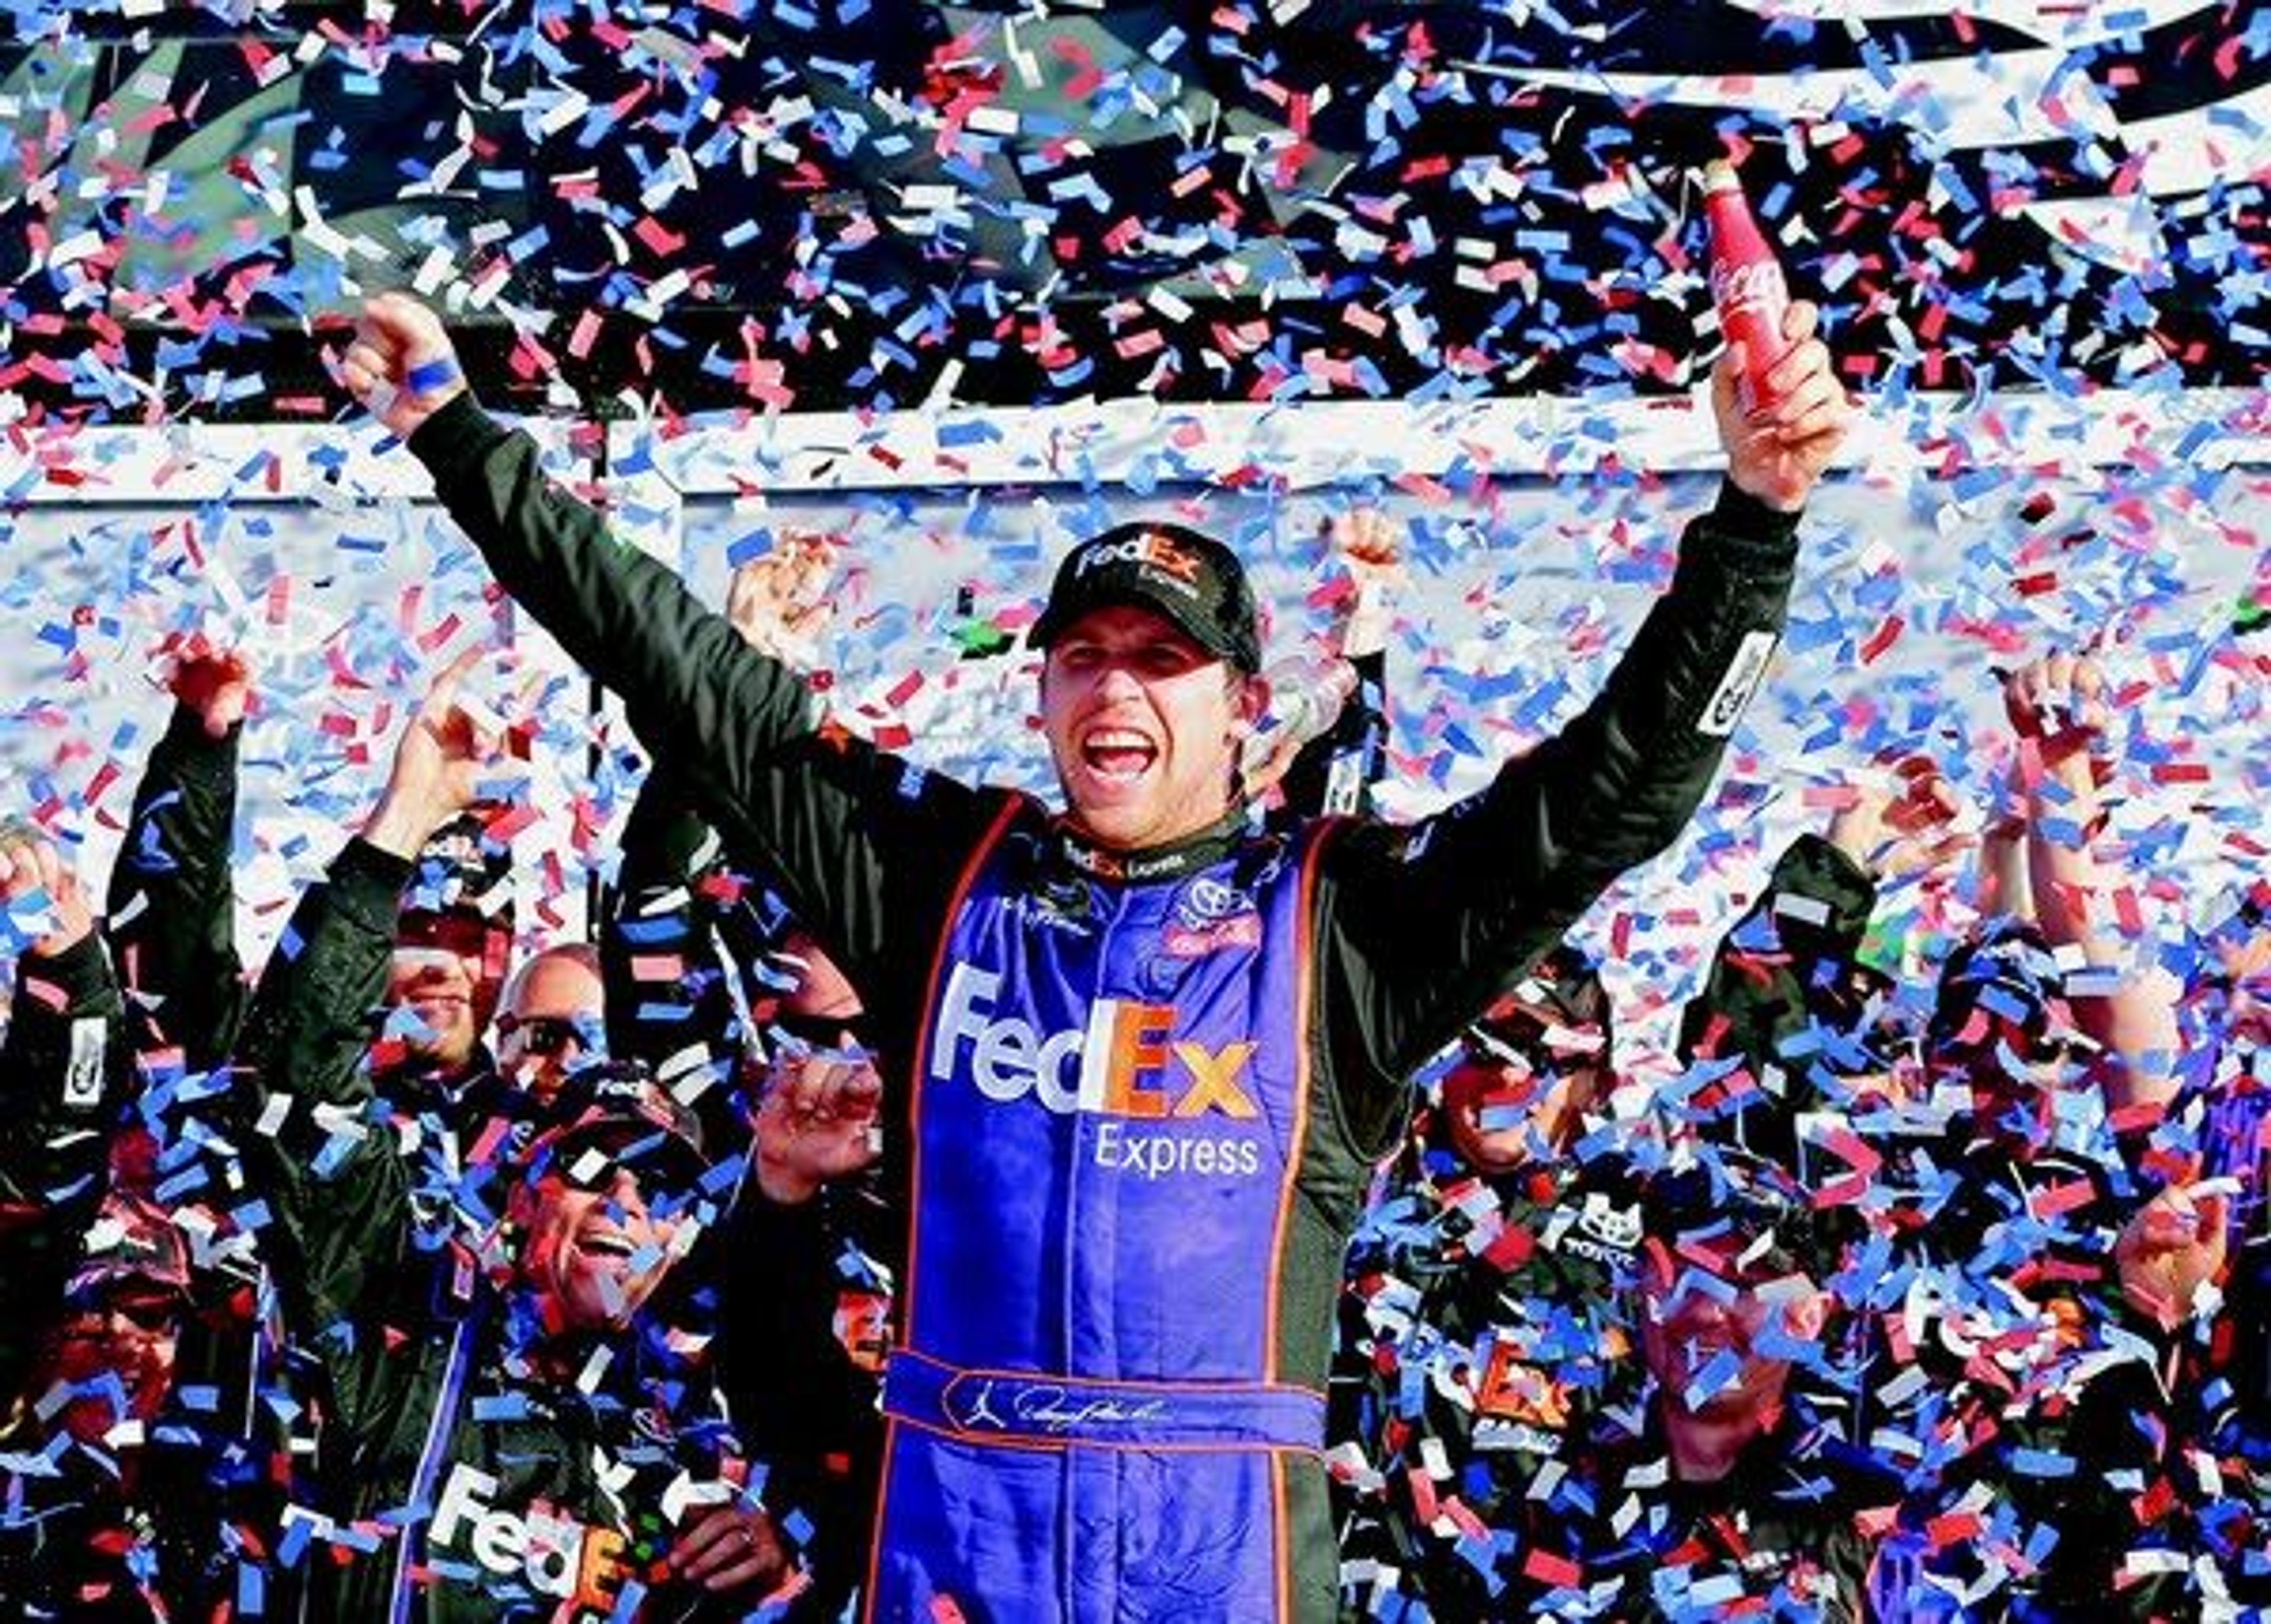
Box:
[1027,532,1265,853]
[496,943,606,1107]
[345,289,1849,1622]
[235,668,788,1622]
[1542,1151,1892,1623]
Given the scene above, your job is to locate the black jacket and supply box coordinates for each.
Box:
[106,703,247,1072]
[235,837,757,1622]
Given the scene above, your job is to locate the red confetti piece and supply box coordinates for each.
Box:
[1523,1548,1583,1589]
[1858,613,1904,665]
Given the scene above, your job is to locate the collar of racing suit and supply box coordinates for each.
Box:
[1050,808,1251,885]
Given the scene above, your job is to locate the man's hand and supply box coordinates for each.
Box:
[1324,507,1404,661]
[1825,761,1969,885]
[1239,718,1315,804]
[724,533,839,671]
[1713,299,1852,513]
[753,1048,884,1204]
[363,650,513,859]
[340,292,467,440]
[668,1500,788,1597]
[166,640,254,740]
[2116,1182,2231,1332]
[2001,650,2107,771]
[0,821,95,957]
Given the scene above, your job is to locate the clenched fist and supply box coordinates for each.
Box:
[339,292,467,439]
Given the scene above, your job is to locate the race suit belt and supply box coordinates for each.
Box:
[881,1348,1325,1451]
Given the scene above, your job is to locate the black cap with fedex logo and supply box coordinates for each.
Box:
[1030,522,1262,674]
[526,1060,709,1188]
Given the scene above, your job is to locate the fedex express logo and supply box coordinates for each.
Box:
[426,1463,638,1616]
[931,963,1266,1179]
[1073,531,1202,593]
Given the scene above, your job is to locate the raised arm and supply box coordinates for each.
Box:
[341,295,993,1006]
[342,294,819,762]
[1678,770,1965,1147]
[1327,303,1853,1091]
[105,644,252,1072]
[2001,652,2183,1115]
[604,549,842,1145]
[604,773,759,1138]
[233,657,502,1378]
[1261,508,1400,820]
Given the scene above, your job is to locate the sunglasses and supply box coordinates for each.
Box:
[770,1008,867,1053]
[396,910,499,959]
[501,1012,598,1058]
[552,1128,708,1195]
[63,1286,185,1332]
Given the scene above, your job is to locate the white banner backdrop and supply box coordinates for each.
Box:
[3,391,2263,1073]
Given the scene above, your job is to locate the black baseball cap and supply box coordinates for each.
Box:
[1029,522,1262,673]
[65,1191,192,1306]
[528,1060,708,1188]
[1929,921,2077,1066]
[405,810,516,931]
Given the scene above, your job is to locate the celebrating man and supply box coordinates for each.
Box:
[342,288,1849,1622]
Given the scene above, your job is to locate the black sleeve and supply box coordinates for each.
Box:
[1319,484,1802,1138]
[1675,833,1881,1155]
[105,703,245,1071]
[1276,649,1387,821]
[604,764,784,1150]
[0,935,131,1396]
[232,837,418,1425]
[714,1186,888,1622]
[407,396,1001,1023]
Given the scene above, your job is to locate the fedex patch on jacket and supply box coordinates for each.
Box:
[427,1463,635,1616]
[930,962,1269,1179]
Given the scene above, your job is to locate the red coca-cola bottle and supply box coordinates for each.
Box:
[1702,160,1790,414]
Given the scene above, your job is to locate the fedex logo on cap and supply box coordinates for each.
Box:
[1073,530,1204,588]
[930,962,1257,1121]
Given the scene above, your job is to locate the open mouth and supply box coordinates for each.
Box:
[574,1230,638,1263]
[1080,727,1158,779]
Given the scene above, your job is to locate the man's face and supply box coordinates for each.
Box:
[775,930,861,1032]
[32,1282,183,1447]
[1040,604,1261,852]
[516,1156,689,1332]
[757,931,884,1181]
[1637,1239,1824,1427]
[387,910,506,1073]
[499,952,605,1105]
[1441,1006,1605,1174]
[771,942,874,1070]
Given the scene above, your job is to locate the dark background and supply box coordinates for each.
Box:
[2,1,2262,422]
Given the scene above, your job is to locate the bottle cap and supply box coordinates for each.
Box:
[1701,159,1740,195]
